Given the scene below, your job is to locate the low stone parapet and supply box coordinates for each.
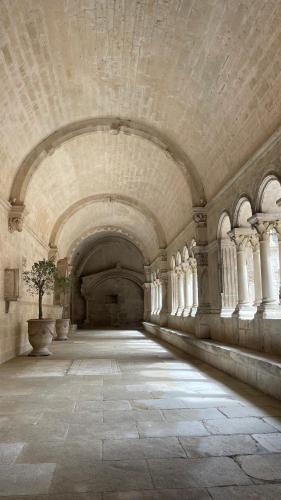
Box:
[142,321,281,401]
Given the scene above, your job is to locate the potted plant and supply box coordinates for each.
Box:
[23,258,57,356]
[55,275,71,341]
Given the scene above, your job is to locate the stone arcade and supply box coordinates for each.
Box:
[1,1,281,498]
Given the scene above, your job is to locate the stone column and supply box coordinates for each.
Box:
[155,279,160,315]
[228,228,255,319]
[274,221,281,302]
[176,268,184,316]
[253,224,276,303]
[159,272,168,326]
[190,257,198,316]
[182,263,192,316]
[250,235,262,306]
[248,214,281,318]
[219,239,238,317]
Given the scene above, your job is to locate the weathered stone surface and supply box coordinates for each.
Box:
[237,453,281,481]
[180,435,263,458]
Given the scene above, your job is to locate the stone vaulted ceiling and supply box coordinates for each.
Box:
[1,0,281,261]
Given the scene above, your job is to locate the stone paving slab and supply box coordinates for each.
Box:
[209,484,281,500]
[0,443,25,464]
[103,437,186,460]
[204,417,278,435]
[49,460,153,493]
[179,435,264,458]
[103,488,212,499]
[0,464,56,495]
[252,432,281,452]
[147,457,252,488]
[138,420,209,438]
[237,453,281,481]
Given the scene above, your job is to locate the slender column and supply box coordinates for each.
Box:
[190,258,198,315]
[249,214,281,317]
[220,239,237,316]
[250,235,262,306]
[228,229,255,319]
[151,283,155,315]
[274,221,281,302]
[159,272,168,326]
[176,268,184,316]
[158,281,163,314]
[156,280,160,315]
[182,263,192,316]
[168,271,174,315]
[255,224,277,305]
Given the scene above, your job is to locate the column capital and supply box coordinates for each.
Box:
[8,204,26,233]
[228,228,255,250]
[248,213,281,241]
[192,207,207,245]
[189,257,197,270]
[182,262,191,272]
[249,233,260,252]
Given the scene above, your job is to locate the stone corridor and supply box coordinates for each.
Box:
[0,330,280,499]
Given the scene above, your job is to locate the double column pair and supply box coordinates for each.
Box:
[174,259,198,317]
[229,214,281,319]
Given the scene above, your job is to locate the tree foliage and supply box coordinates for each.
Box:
[23,259,57,319]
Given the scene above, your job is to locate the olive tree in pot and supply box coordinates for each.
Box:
[55,275,71,341]
[23,259,57,356]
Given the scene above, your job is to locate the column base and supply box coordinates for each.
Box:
[220,308,236,318]
[235,304,256,320]
[176,307,184,317]
[182,307,192,317]
[191,306,198,317]
[257,303,281,319]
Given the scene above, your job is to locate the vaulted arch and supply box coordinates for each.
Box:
[50,193,166,251]
[9,117,206,207]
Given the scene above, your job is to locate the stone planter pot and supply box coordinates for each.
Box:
[27,319,55,356]
[55,318,70,341]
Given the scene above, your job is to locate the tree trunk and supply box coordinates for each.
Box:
[39,293,43,319]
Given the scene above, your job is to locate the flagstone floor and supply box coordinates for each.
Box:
[0,329,281,499]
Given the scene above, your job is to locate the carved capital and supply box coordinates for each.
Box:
[248,213,281,241]
[8,205,26,233]
[189,257,197,271]
[228,228,255,250]
[249,234,260,252]
[193,211,207,226]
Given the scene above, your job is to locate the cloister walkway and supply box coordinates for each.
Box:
[0,329,281,498]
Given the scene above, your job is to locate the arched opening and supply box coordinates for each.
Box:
[229,197,259,319]
[258,175,281,213]
[217,212,238,317]
[70,234,145,328]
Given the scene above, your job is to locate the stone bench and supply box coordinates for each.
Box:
[142,321,281,401]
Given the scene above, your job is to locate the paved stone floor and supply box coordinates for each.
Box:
[0,329,281,499]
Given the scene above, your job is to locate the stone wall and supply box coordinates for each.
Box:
[0,200,61,363]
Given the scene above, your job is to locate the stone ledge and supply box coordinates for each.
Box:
[142,322,281,401]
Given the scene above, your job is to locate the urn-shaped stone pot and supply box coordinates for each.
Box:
[55,318,70,341]
[27,319,55,356]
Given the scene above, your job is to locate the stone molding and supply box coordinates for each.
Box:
[8,204,26,233]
